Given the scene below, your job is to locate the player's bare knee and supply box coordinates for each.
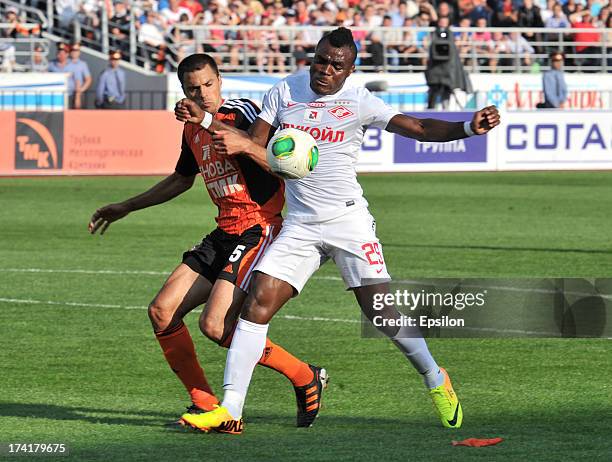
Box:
[199,315,224,344]
[241,287,274,324]
[148,299,177,332]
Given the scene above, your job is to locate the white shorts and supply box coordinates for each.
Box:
[255,207,391,293]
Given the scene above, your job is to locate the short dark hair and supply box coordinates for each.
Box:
[177,54,219,84]
[318,27,357,64]
[549,50,564,60]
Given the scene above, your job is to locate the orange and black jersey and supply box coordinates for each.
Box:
[175,98,284,235]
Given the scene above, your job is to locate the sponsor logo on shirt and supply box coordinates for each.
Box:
[286,101,299,107]
[328,105,354,120]
[304,109,323,122]
[281,123,345,142]
[307,102,326,108]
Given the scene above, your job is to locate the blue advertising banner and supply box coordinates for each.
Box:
[393,112,488,164]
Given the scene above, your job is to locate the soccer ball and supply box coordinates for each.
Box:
[266,128,319,180]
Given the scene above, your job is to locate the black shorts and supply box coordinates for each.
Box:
[182,223,280,292]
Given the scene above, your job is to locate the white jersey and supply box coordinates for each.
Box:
[258,70,400,222]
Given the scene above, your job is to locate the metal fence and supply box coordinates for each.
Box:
[169,25,612,74]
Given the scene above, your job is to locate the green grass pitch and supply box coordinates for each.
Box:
[1,172,611,461]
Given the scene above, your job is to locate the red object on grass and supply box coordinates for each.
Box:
[452,437,504,447]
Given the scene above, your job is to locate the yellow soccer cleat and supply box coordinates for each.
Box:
[429,368,463,429]
[180,405,244,435]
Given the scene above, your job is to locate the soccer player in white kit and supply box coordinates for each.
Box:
[176,28,501,432]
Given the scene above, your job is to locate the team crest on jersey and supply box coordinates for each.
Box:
[328,105,354,120]
[303,109,323,122]
[308,102,326,108]
[202,144,210,161]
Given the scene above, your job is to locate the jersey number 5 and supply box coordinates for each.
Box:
[229,245,247,263]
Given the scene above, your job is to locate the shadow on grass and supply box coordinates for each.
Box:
[1,402,611,461]
[0,402,174,427]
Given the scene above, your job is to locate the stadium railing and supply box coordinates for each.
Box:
[167,25,611,74]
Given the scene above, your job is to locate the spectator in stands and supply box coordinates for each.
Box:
[76,0,101,41]
[109,1,131,55]
[162,0,193,26]
[545,3,570,28]
[56,0,79,28]
[366,32,385,72]
[396,16,422,67]
[454,16,473,68]
[179,0,204,18]
[569,10,602,69]
[67,43,92,109]
[506,31,536,67]
[437,2,458,25]
[467,0,493,24]
[96,50,126,109]
[540,0,556,24]
[518,0,544,50]
[31,44,47,72]
[562,0,579,17]
[4,6,20,38]
[418,1,439,24]
[538,51,567,108]
[472,17,495,69]
[292,49,309,72]
[138,10,167,71]
[391,1,419,27]
[490,0,517,26]
[172,13,196,63]
[260,13,286,73]
[381,15,403,69]
[48,43,76,101]
[0,41,16,72]
[363,4,383,27]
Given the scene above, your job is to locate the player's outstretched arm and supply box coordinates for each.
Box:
[88,172,195,235]
[386,105,500,142]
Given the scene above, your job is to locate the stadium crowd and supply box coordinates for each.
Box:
[1,0,611,72]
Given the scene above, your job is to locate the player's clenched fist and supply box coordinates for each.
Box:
[212,128,252,156]
[470,105,500,135]
[174,98,204,124]
[88,203,130,235]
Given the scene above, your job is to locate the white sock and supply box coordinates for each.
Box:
[221,318,269,419]
[391,327,444,389]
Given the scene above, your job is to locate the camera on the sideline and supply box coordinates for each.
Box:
[431,27,452,62]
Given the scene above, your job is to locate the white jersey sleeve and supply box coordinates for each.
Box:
[258,81,283,127]
[358,87,401,129]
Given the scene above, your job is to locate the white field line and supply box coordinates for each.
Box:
[2,268,612,300]
[0,267,342,281]
[1,296,610,338]
[0,296,359,324]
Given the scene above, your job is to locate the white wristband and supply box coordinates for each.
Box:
[200,111,213,130]
[463,120,475,137]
